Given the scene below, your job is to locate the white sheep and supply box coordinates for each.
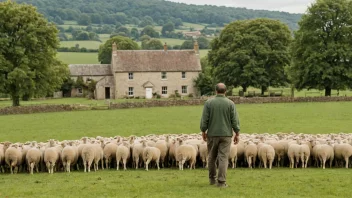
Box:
[116,142,131,171]
[132,142,144,169]
[141,140,161,171]
[244,141,257,168]
[175,139,197,170]
[26,141,42,174]
[229,143,238,168]
[61,141,77,173]
[5,143,23,174]
[334,143,352,168]
[103,142,118,169]
[316,144,334,169]
[258,143,275,169]
[198,142,208,168]
[44,140,61,174]
[155,139,168,168]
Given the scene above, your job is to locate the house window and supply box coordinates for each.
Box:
[128,72,133,80]
[128,87,134,96]
[78,88,83,94]
[182,86,188,94]
[162,86,168,94]
[161,72,167,79]
[182,72,186,79]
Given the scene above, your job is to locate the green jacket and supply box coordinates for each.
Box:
[200,95,240,137]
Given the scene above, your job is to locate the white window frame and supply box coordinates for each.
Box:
[161,72,167,80]
[182,86,188,94]
[128,87,134,96]
[162,86,168,95]
[182,72,186,79]
[128,72,134,80]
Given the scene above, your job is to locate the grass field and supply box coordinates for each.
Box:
[57,52,99,64]
[1,102,352,142]
[1,102,352,197]
[1,168,350,198]
[59,41,103,49]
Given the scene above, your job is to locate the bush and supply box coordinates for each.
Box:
[156,94,161,99]
[188,93,194,98]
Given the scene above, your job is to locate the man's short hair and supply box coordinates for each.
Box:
[216,83,226,94]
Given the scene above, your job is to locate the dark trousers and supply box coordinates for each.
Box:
[207,136,232,184]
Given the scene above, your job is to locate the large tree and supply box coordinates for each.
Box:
[208,18,292,93]
[98,36,139,64]
[290,0,352,96]
[142,39,163,50]
[0,1,68,106]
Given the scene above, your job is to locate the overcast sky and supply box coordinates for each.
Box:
[167,0,316,14]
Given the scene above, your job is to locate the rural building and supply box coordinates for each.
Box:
[183,31,202,39]
[69,42,202,100]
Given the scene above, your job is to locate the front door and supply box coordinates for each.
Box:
[146,88,153,99]
[105,87,110,99]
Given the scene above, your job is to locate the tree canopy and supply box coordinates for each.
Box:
[10,0,302,31]
[98,36,139,64]
[289,0,352,96]
[0,1,69,106]
[208,18,292,93]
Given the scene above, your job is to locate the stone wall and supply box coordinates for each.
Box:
[1,96,352,115]
[0,105,85,115]
[110,96,352,109]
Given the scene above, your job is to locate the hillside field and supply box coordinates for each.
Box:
[0,102,352,197]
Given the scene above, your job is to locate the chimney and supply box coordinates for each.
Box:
[194,40,199,54]
[164,42,168,51]
[112,42,117,52]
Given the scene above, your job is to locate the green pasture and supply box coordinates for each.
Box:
[0,168,350,198]
[59,41,103,49]
[1,102,352,197]
[1,102,352,142]
[57,52,99,64]
[182,22,206,30]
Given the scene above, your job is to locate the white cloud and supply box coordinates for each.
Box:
[167,0,316,13]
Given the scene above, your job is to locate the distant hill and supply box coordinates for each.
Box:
[8,0,302,30]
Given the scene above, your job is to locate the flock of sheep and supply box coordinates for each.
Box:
[1,132,352,174]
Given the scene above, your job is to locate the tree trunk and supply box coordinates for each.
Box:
[22,94,30,101]
[291,86,295,98]
[261,86,267,95]
[242,85,247,92]
[325,87,331,96]
[12,95,20,107]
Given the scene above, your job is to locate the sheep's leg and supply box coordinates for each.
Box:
[105,159,109,170]
[135,158,139,170]
[123,159,127,171]
[46,162,51,173]
[305,156,309,168]
[329,158,333,168]
[83,162,87,173]
[345,157,349,169]
[156,159,160,170]
[322,158,326,169]
[30,162,34,174]
[67,161,71,173]
[116,159,120,171]
[35,163,39,173]
[101,159,104,170]
[269,159,273,169]
[10,165,13,174]
[231,158,234,169]
[145,159,151,171]
[262,156,267,169]
[87,161,92,173]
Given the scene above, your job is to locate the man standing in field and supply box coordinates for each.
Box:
[200,83,240,188]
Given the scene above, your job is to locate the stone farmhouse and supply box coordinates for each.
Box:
[69,42,202,100]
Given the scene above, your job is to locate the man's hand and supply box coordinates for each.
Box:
[202,132,207,142]
[234,133,239,144]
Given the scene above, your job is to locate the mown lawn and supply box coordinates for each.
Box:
[57,52,99,64]
[1,102,352,142]
[0,168,350,198]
